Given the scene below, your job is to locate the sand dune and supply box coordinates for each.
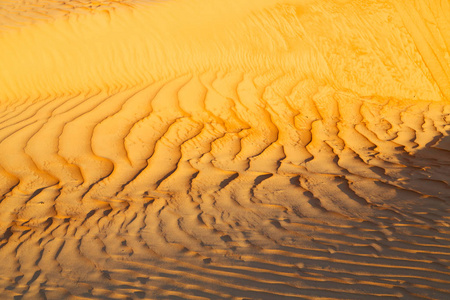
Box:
[0,0,449,299]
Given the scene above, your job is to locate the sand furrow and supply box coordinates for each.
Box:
[0,0,449,299]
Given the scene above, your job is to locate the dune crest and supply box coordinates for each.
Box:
[0,0,449,299]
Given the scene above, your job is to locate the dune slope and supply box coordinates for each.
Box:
[0,0,449,299]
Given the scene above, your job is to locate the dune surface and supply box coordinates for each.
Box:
[0,0,449,299]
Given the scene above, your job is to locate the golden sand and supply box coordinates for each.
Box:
[0,0,449,299]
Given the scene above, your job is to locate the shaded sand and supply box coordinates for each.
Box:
[0,0,449,299]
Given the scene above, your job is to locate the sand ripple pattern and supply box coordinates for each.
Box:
[0,74,449,299]
[0,0,450,299]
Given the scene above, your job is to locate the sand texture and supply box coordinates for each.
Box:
[0,0,449,299]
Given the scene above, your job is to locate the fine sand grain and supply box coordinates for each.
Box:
[0,0,449,299]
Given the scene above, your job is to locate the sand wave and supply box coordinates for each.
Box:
[0,0,449,299]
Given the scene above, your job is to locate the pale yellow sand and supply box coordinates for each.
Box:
[0,0,449,299]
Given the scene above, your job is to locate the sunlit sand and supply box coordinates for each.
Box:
[0,0,449,299]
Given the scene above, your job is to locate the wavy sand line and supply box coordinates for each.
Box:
[0,0,450,299]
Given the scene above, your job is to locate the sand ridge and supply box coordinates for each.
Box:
[0,0,449,299]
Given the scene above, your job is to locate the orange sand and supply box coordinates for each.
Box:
[0,0,449,299]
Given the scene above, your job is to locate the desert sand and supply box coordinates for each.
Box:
[0,0,449,299]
